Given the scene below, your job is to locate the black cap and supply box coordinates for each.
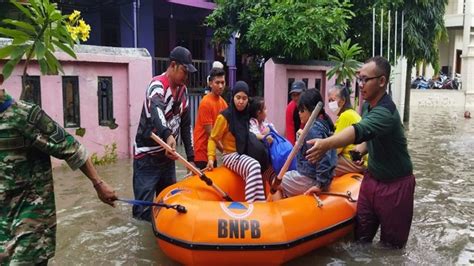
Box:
[289,80,306,94]
[169,46,197,73]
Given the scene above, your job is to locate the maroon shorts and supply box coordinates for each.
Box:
[355,171,416,248]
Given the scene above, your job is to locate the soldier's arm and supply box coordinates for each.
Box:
[25,105,88,170]
[25,105,117,205]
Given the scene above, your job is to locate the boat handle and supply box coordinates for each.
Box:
[318,191,357,202]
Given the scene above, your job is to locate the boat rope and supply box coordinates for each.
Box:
[312,193,324,208]
[117,198,187,213]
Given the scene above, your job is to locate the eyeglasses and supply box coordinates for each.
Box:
[356,75,383,85]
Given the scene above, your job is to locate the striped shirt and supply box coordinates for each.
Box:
[134,73,194,161]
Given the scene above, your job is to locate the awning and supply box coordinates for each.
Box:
[166,0,216,10]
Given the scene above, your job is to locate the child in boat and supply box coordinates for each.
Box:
[207,81,266,202]
[249,96,276,144]
[272,89,337,200]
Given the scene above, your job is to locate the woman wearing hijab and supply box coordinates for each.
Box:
[207,81,266,202]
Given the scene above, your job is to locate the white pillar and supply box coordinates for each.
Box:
[380,9,383,56]
[392,57,407,122]
[387,10,391,61]
[372,8,376,57]
[462,0,474,109]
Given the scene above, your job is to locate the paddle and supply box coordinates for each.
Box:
[117,198,187,213]
[150,132,234,202]
[270,101,323,194]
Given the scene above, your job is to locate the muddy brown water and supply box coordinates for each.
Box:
[49,106,473,265]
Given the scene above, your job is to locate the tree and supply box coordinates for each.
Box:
[0,0,90,99]
[206,0,355,60]
[398,0,447,122]
[327,39,363,85]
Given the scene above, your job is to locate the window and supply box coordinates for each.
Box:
[22,76,41,106]
[302,78,308,89]
[98,77,114,126]
[315,79,322,91]
[62,76,80,128]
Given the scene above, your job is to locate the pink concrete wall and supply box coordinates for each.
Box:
[1,46,152,164]
[264,58,337,135]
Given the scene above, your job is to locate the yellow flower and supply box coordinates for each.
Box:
[69,10,81,22]
[70,31,78,41]
[66,12,91,42]
[78,19,91,41]
[66,25,81,41]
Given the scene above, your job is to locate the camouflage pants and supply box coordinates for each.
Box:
[0,179,56,265]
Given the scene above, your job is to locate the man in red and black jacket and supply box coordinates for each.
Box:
[133,46,196,222]
[285,81,305,145]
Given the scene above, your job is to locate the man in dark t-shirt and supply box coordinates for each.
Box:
[305,56,415,249]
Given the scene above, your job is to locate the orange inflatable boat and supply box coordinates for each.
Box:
[152,167,362,265]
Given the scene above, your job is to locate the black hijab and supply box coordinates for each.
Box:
[221,81,250,155]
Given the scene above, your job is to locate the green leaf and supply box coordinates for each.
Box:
[75,127,86,137]
[3,19,36,33]
[0,45,16,59]
[12,35,30,45]
[44,50,62,75]
[35,41,46,60]
[29,0,42,16]
[38,58,48,74]
[0,27,31,39]
[49,9,62,21]
[44,28,52,51]
[52,40,76,59]
[10,0,34,20]
[10,44,28,59]
[2,56,21,80]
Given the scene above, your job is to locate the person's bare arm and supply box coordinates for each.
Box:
[306,126,356,163]
[79,157,118,207]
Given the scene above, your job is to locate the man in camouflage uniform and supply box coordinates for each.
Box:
[0,74,117,265]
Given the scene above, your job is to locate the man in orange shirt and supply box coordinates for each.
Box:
[193,68,228,169]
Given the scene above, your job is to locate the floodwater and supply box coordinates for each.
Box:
[49,106,473,265]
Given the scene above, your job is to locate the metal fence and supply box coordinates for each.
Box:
[188,92,203,129]
[153,58,208,145]
[153,57,209,91]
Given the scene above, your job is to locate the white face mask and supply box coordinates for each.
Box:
[328,101,340,115]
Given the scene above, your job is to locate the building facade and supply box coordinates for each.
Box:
[0,38,152,161]
[438,0,474,108]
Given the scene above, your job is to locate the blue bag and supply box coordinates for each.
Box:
[263,127,297,174]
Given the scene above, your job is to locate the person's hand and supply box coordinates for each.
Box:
[187,161,197,174]
[296,129,303,140]
[351,143,366,166]
[207,159,214,171]
[265,135,273,144]
[165,135,178,160]
[304,185,321,195]
[305,138,328,164]
[93,179,117,207]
